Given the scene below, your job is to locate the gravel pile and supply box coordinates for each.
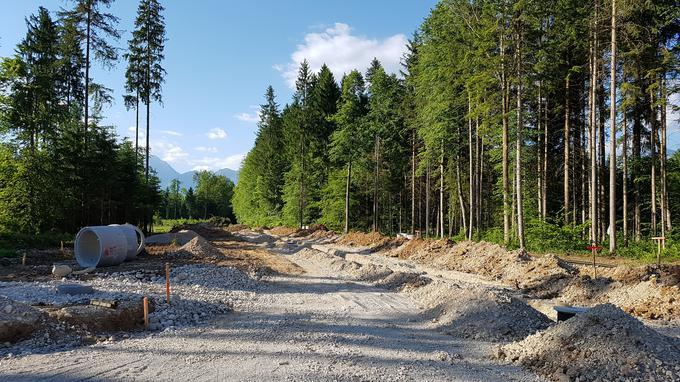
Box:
[409,280,552,342]
[498,304,680,381]
[0,263,259,357]
[373,272,430,291]
[177,236,224,260]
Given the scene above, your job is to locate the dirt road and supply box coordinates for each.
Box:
[1,233,543,381]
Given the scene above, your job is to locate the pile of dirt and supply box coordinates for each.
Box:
[224,224,249,233]
[268,226,298,236]
[498,304,680,381]
[351,263,394,282]
[602,264,680,287]
[294,248,362,275]
[373,272,431,291]
[176,236,223,260]
[409,281,552,342]
[392,238,454,260]
[170,223,229,239]
[337,231,403,249]
[606,281,680,320]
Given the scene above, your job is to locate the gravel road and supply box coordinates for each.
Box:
[1,234,544,381]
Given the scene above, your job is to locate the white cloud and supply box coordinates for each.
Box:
[235,112,259,123]
[190,153,246,171]
[207,128,227,140]
[276,23,407,89]
[195,146,219,153]
[161,130,182,136]
[153,142,189,164]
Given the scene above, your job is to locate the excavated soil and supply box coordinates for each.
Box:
[386,237,680,322]
[409,281,552,342]
[498,304,680,382]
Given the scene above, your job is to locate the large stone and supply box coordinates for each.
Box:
[0,296,41,343]
[47,299,152,332]
[56,283,95,295]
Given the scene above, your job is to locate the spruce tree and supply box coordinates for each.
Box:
[128,0,166,179]
[61,0,120,132]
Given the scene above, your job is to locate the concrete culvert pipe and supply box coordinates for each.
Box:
[109,223,145,260]
[75,226,130,268]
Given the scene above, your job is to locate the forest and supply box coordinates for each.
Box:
[234,0,680,258]
[0,0,234,242]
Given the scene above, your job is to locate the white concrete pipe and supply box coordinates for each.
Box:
[75,225,145,268]
[109,223,145,260]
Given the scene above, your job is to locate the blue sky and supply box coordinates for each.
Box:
[0,0,438,172]
[1,1,677,172]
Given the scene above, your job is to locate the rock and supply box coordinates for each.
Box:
[56,283,95,295]
[52,264,72,278]
[0,297,41,344]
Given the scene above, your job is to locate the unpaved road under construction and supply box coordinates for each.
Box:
[1,230,544,381]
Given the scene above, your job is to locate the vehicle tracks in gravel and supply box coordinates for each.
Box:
[0,235,545,382]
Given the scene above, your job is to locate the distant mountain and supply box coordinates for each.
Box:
[149,155,239,190]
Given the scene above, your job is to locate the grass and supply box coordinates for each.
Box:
[0,228,71,258]
[151,218,207,234]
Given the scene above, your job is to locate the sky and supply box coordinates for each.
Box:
[1,1,678,173]
[0,0,438,172]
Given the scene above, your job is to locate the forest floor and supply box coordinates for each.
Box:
[0,224,679,381]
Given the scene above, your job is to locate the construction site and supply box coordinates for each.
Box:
[0,223,677,381]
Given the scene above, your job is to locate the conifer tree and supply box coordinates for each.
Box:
[61,0,120,132]
[128,0,167,181]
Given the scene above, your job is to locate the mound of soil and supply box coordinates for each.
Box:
[176,236,223,260]
[498,304,680,382]
[410,281,552,342]
[268,226,298,236]
[373,272,430,291]
[337,231,404,250]
[170,223,230,239]
[224,224,249,233]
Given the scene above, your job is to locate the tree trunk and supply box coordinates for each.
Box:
[468,97,474,241]
[135,89,139,160]
[456,157,467,236]
[373,135,380,232]
[622,110,628,246]
[563,76,571,225]
[589,22,597,244]
[475,117,482,240]
[515,20,526,253]
[537,82,543,217]
[542,95,548,220]
[633,109,641,241]
[344,161,351,234]
[411,129,416,234]
[440,144,445,238]
[650,88,657,236]
[608,0,617,254]
[84,2,91,133]
[661,78,671,231]
[501,34,510,243]
[425,163,430,237]
[659,77,667,237]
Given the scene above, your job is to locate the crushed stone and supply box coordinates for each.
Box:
[498,304,680,382]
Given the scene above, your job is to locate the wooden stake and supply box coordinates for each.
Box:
[21,252,26,266]
[143,297,149,327]
[165,262,171,304]
[652,237,665,266]
[60,241,64,252]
